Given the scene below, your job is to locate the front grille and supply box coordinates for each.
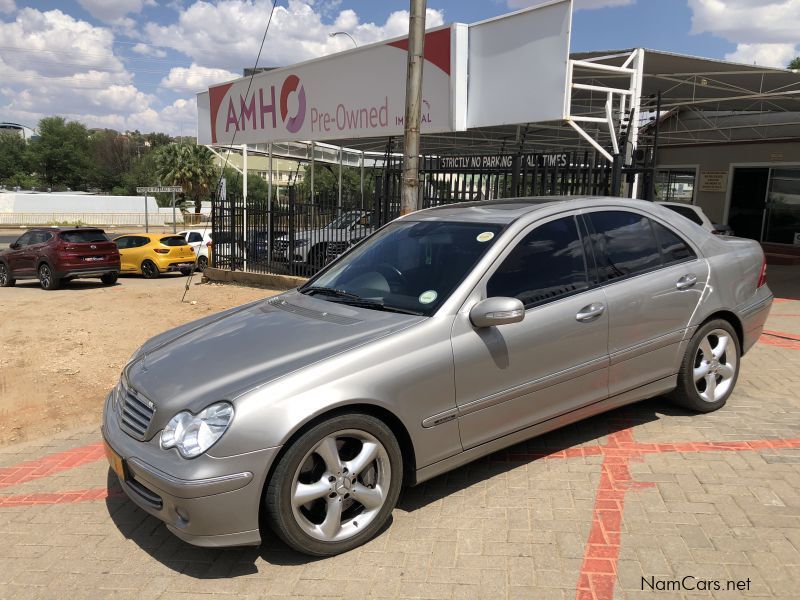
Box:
[125,476,163,509]
[326,241,349,257]
[120,389,155,440]
[273,240,289,252]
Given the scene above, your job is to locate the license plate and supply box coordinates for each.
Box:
[85,256,104,262]
[104,440,126,481]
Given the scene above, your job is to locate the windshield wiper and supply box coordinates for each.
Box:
[301,286,363,300]
[332,297,424,316]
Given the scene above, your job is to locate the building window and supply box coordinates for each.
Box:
[654,169,696,203]
[765,168,800,245]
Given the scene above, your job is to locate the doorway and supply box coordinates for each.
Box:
[728,168,769,241]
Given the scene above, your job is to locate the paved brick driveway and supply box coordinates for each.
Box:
[1,299,799,600]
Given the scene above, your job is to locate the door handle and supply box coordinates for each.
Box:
[576,303,605,322]
[676,273,698,290]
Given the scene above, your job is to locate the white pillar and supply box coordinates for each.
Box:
[242,143,248,270]
[268,142,273,262]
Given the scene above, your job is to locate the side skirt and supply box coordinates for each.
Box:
[412,374,677,486]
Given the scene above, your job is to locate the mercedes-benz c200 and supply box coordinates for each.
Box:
[102,197,772,556]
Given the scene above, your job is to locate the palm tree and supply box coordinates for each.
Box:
[155,143,217,213]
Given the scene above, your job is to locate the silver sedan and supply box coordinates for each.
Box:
[102,197,772,555]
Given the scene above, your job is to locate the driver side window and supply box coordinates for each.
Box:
[487,216,589,309]
[14,232,32,248]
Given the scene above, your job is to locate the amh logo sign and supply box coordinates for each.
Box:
[217,74,307,138]
[280,75,306,134]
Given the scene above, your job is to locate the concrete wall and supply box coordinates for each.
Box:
[657,140,800,223]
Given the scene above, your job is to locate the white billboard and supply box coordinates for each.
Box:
[197,25,465,145]
[467,0,572,129]
[197,1,573,144]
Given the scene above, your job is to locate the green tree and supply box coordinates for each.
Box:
[154,142,216,213]
[0,131,30,183]
[222,166,269,202]
[27,117,91,189]
[789,57,800,70]
[88,129,133,192]
[296,163,375,206]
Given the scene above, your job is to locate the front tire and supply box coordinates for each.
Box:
[38,263,59,290]
[0,263,15,287]
[141,260,159,279]
[669,319,740,413]
[197,255,208,271]
[264,414,403,556]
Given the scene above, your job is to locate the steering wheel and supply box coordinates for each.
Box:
[375,262,407,291]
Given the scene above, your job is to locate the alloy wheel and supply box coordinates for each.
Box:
[290,429,390,543]
[0,264,7,286]
[39,264,51,288]
[693,328,737,402]
[141,261,158,278]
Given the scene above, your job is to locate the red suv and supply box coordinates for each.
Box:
[0,227,121,290]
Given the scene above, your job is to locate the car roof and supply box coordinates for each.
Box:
[407,196,665,224]
[114,233,184,240]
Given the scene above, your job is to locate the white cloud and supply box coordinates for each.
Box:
[508,0,634,9]
[145,0,445,70]
[132,42,167,58]
[725,43,798,68]
[161,63,240,93]
[688,0,800,67]
[77,0,155,24]
[0,8,127,78]
[0,0,16,15]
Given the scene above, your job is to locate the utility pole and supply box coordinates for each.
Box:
[400,0,427,216]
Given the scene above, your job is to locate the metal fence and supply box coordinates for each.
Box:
[212,150,613,277]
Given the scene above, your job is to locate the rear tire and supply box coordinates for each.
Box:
[38,263,59,290]
[197,255,208,272]
[141,260,159,279]
[264,413,403,556]
[0,263,15,287]
[668,319,740,413]
[101,272,118,285]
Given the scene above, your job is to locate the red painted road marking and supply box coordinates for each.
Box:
[773,298,794,304]
[0,442,105,490]
[0,488,124,507]
[759,331,800,350]
[0,431,797,600]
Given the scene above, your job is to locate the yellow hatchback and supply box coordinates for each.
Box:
[114,233,197,278]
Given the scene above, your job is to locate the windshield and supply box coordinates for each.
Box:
[327,212,364,230]
[302,220,504,316]
[60,230,109,243]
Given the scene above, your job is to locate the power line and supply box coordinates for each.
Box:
[181,0,277,302]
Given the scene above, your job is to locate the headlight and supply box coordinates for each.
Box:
[160,402,234,458]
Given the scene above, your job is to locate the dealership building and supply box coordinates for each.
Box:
[197,0,800,270]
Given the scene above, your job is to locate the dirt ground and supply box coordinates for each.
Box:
[0,275,277,446]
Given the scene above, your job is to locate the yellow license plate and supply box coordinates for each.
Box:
[104,440,126,481]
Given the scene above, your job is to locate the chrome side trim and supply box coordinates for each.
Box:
[609,329,685,366]
[456,355,609,418]
[127,457,253,499]
[414,375,677,485]
[421,409,458,429]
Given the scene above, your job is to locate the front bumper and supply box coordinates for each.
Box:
[101,393,280,547]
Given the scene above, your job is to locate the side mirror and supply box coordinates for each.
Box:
[9,242,20,250]
[469,297,525,328]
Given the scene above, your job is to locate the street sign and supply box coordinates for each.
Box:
[136,186,183,193]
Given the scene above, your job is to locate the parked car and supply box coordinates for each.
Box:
[113,233,196,278]
[177,229,212,271]
[657,201,734,235]
[0,227,120,290]
[273,210,373,267]
[102,197,771,556]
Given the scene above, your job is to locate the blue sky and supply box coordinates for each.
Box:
[0,1,795,135]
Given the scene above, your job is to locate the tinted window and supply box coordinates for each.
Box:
[160,236,188,246]
[14,232,32,247]
[28,231,50,244]
[60,230,109,243]
[133,236,150,248]
[115,236,132,249]
[652,221,695,265]
[488,216,588,308]
[307,221,505,316]
[663,204,703,226]
[187,232,203,243]
[587,211,661,280]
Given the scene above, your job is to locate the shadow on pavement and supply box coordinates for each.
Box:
[105,397,695,577]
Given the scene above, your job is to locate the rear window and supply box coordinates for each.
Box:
[60,230,109,243]
[160,236,188,246]
[664,204,703,226]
